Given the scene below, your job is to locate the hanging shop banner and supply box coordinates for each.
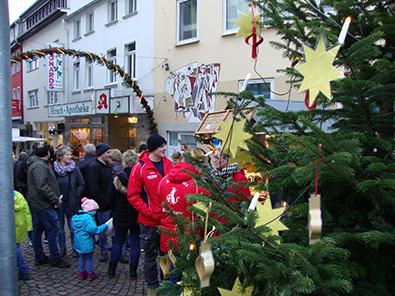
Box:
[46,42,63,91]
[110,96,129,114]
[48,101,93,117]
[95,89,110,114]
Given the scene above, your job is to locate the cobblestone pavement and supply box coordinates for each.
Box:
[18,237,150,296]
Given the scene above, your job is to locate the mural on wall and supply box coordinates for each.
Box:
[165,62,221,123]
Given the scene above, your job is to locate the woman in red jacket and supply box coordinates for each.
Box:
[210,148,251,204]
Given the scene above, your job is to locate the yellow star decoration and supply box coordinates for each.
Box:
[214,119,252,160]
[295,34,344,106]
[218,277,254,296]
[255,196,288,244]
[233,10,264,38]
[228,147,252,168]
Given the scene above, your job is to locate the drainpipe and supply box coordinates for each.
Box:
[0,1,18,295]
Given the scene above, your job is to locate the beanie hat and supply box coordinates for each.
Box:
[81,197,99,212]
[147,133,167,152]
[96,143,111,157]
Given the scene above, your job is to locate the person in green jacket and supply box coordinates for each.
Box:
[15,190,32,280]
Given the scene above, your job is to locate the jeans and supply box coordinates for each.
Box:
[109,226,141,266]
[16,244,29,275]
[57,202,74,250]
[97,210,111,254]
[139,224,160,289]
[167,256,181,285]
[79,252,94,273]
[32,207,60,263]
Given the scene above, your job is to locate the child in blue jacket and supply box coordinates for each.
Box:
[72,197,110,281]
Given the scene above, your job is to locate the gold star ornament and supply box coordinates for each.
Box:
[295,34,344,107]
[255,196,288,243]
[214,119,251,159]
[218,277,254,296]
[233,10,264,38]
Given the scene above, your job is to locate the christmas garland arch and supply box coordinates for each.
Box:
[11,47,158,133]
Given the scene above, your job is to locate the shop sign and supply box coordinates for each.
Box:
[48,101,93,117]
[95,89,110,114]
[110,96,129,113]
[46,43,63,91]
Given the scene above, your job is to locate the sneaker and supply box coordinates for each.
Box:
[87,272,98,281]
[78,271,87,280]
[35,255,50,266]
[18,272,30,281]
[99,253,108,262]
[119,253,129,264]
[51,258,71,268]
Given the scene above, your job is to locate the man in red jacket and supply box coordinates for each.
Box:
[127,133,173,295]
[158,148,208,285]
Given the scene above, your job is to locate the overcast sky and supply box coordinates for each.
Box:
[8,0,36,24]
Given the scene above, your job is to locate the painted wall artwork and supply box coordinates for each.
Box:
[165,62,220,123]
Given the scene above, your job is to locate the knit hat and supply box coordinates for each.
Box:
[96,143,111,157]
[147,133,167,152]
[81,197,99,212]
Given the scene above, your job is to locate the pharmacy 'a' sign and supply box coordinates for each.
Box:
[95,89,110,114]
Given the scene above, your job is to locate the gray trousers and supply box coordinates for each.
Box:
[139,224,160,289]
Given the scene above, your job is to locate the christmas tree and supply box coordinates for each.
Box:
[158,1,395,295]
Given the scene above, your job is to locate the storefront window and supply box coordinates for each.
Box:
[70,128,90,158]
[70,118,90,124]
[93,128,104,145]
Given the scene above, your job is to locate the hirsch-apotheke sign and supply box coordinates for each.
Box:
[48,101,93,117]
[46,43,63,91]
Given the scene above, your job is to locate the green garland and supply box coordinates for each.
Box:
[11,47,158,134]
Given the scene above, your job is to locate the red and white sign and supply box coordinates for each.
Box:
[95,89,110,114]
[46,43,63,91]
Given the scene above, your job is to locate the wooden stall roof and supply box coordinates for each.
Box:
[195,107,256,137]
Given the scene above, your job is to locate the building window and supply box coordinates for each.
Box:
[73,61,80,90]
[86,59,93,88]
[12,88,16,100]
[177,0,198,44]
[223,0,249,33]
[125,42,136,79]
[107,48,117,83]
[74,20,81,38]
[239,78,274,100]
[109,0,118,22]
[17,87,20,101]
[47,91,59,105]
[86,12,94,33]
[28,89,39,108]
[27,59,39,71]
[127,0,137,14]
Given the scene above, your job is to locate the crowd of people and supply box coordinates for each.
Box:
[13,135,251,296]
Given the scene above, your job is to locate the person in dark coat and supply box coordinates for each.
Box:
[110,148,124,174]
[14,152,28,197]
[52,145,85,258]
[76,143,96,199]
[107,149,140,279]
[88,143,114,262]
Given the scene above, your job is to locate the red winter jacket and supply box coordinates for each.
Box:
[158,162,207,252]
[228,169,251,203]
[127,151,173,227]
